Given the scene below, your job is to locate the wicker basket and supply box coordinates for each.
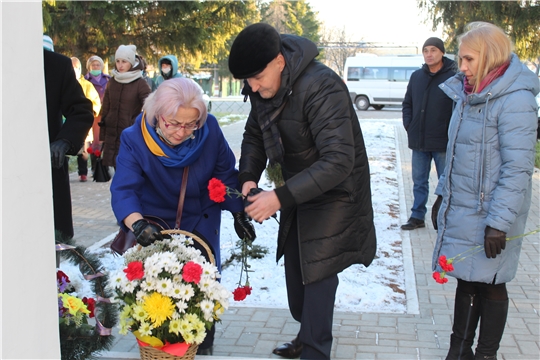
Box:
[161,229,215,265]
[136,229,211,359]
[139,343,199,360]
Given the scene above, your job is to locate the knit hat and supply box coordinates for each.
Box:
[43,35,54,52]
[423,37,445,53]
[86,55,104,72]
[115,44,137,66]
[229,23,282,79]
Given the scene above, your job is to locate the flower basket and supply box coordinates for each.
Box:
[139,341,198,360]
[109,229,230,359]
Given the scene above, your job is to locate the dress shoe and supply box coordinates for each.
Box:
[196,345,213,355]
[272,337,303,359]
[79,175,87,182]
[401,217,425,230]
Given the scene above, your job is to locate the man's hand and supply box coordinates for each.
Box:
[244,190,280,223]
[242,181,257,197]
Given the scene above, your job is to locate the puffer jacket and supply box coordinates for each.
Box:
[432,53,539,284]
[153,54,183,91]
[100,56,151,167]
[239,34,377,285]
[402,56,456,151]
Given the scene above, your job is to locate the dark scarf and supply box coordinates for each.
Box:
[464,61,510,95]
[254,68,291,165]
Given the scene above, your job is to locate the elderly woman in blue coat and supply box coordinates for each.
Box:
[110,77,255,355]
[431,22,539,360]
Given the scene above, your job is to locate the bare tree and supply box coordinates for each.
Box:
[318,25,364,78]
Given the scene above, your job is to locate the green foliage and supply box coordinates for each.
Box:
[259,0,320,43]
[56,231,118,360]
[222,238,269,270]
[534,141,540,168]
[43,1,256,69]
[265,162,285,187]
[418,0,540,61]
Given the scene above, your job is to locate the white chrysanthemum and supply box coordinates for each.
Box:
[177,283,194,301]
[176,300,188,314]
[170,283,185,299]
[169,318,182,335]
[198,277,213,293]
[156,278,174,296]
[132,304,148,322]
[136,290,147,302]
[144,263,162,278]
[140,278,155,292]
[110,271,126,289]
[122,279,137,293]
[172,274,183,284]
[167,260,182,275]
[199,300,214,321]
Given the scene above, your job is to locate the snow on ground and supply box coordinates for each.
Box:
[60,121,406,313]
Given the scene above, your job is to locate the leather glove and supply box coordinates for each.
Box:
[431,195,443,230]
[132,219,170,247]
[232,211,256,241]
[484,226,506,259]
[50,139,71,169]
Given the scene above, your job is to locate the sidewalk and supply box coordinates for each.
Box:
[68,121,540,359]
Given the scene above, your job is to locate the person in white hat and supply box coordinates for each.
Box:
[99,44,151,169]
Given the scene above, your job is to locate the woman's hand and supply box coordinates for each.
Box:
[132,219,169,247]
[484,226,506,258]
[232,212,256,241]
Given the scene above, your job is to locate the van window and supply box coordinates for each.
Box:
[392,68,417,81]
[347,67,361,81]
[363,67,388,79]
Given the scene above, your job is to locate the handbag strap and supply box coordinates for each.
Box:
[175,167,189,229]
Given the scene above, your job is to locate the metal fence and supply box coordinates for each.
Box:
[208,98,252,116]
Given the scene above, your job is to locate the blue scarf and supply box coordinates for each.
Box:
[141,112,209,168]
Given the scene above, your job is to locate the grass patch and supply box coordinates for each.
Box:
[536,141,540,169]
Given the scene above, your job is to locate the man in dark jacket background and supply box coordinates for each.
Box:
[228,23,376,360]
[44,38,94,240]
[401,37,456,230]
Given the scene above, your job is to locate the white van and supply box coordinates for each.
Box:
[344,54,424,110]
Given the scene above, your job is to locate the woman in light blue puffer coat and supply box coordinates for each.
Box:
[431,22,539,360]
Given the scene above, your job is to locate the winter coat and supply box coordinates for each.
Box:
[84,72,110,102]
[239,34,377,285]
[43,49,94,238]
[432,54,539,284]
[100,58,151,167]
[402,57,456,152]
[111,113,243,270]
[153,55,183,91]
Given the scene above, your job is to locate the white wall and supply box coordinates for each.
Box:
[1,2,62,358]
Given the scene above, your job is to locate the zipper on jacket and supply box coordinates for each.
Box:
[476,93,492,212]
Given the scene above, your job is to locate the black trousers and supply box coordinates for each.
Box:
[284,213,339,360]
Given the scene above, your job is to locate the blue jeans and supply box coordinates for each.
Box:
[411,150,446,220]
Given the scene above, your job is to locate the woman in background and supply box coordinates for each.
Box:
[100,45,151,168]
[431,22,539,360]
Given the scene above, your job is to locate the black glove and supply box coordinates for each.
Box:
[484,226,506,259]
[431,195,443,230]
[50,139,71,169]
[132,219,169,247]
[232,211,256,241]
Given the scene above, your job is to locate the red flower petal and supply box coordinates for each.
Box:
[124,261,145,281]
[208,178,227,203]
[233,287,247,301]
[182,261,203,284]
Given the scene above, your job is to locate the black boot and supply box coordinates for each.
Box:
[273,336,303,359]
[446,289,481,360]
[474,298,509,360]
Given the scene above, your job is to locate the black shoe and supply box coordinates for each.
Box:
[196,345,213,355]
[401,217,425,230]
[272,337,302,359]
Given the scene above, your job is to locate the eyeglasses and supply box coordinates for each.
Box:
[160,115,199,131]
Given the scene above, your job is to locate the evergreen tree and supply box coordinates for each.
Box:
[418,0,540,72]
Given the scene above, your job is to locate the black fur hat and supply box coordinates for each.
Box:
[228,23,282,79]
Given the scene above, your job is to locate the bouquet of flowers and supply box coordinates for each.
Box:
[108,232,231,358]
[56,232,117,360]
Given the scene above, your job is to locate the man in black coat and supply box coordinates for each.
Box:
[229,23,376,360]
[44,47,93,239]
[401,37,456,230]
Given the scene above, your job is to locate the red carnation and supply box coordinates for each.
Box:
[124,261,144,281]
[87,146,94,154]
[82,297,96,318]
[208,178,227,203]
[433,271,448,284]
[182,261,203,284]
[233,286,249,301]
[438,255,454,272]
[57,270,70,283]
[94,149,101,157]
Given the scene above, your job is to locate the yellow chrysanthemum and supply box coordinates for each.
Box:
[142,292,175,327]
[60,293,90,316]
